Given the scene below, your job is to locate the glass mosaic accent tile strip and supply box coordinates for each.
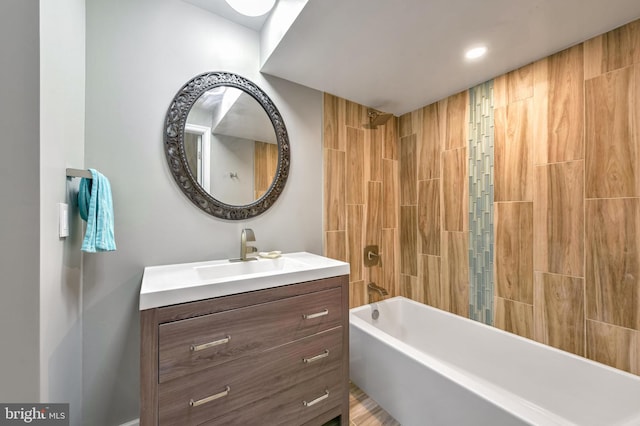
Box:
[468,80,494,325]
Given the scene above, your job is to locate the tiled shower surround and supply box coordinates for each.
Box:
[323,95,399,307]
[324,18,640,376]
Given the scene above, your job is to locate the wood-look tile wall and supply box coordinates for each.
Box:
[494,20,640,375]
[323,89,469,312]
[397,19,639,376]
[397,93,468,313]
[582,18,640,374]
[323,19,640,376]
[323,94,399,307]
[254,141,278,199]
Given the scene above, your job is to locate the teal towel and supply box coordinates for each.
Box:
[78,169,116,252]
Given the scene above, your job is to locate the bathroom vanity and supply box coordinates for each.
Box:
[139,252,350,425]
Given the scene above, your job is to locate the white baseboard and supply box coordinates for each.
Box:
[119,420,139,426]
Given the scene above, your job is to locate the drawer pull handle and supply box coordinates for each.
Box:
[189,386,230,407]
[303,389,329,407]
[190,335,231,352]
[302,309,328,320]
[303,350,330,364]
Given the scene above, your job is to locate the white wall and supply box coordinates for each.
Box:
[210,134,255,205]
[0,0,40,402]
[84,0,323,423]
[261,0,309,66]
[39,1,85,424]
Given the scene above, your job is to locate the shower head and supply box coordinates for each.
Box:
[367,109,393,128]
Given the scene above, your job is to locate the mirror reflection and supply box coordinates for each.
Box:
[184,87,278,205]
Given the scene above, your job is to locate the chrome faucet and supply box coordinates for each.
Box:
[237,228,258,261]
[367,282,389,297]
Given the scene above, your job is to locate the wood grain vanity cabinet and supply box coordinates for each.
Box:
[140,275,349,425]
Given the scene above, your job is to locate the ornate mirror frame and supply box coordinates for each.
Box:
[164,71,290,220]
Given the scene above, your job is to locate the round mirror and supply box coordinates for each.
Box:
[164,72,290,220]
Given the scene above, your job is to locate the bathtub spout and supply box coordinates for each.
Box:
[367,282,388,297]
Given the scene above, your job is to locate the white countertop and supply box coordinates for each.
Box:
[139,252,350,310]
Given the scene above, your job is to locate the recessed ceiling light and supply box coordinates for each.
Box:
[225,0,276,17]
[465,46,488,60]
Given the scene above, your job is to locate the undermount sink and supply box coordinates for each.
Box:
[193,256,307,281]
[140,252,350,310]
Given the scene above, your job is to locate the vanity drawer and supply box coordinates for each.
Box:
[158,287,342,383]
[200,367,343,426]
[158,327,343,425]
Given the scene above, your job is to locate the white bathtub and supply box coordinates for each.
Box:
[350,296,640,426]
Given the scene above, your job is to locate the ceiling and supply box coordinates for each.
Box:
[183,0,271,31]
[214,92,277,144]
[189,0,640,116]
[191,88,277,143]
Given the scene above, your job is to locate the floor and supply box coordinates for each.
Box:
[348,382,400,426]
